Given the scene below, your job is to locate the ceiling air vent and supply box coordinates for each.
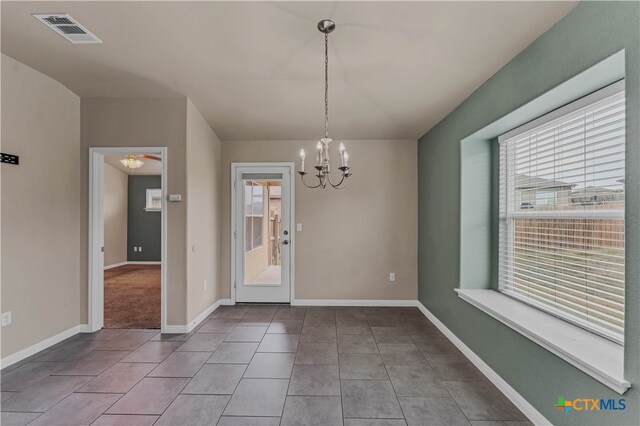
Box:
[32,13,102,44]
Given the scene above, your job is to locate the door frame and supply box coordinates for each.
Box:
[230,162,296,304]
[88,147,168,332]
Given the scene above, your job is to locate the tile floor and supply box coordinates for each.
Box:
[1,306,531,425]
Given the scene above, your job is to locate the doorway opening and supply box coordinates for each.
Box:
[89,147,167,332]
[232,163,295,304]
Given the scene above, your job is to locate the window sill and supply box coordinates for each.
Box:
[456,289,630,394]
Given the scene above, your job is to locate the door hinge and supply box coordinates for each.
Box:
[234,281,237,289]
[233,230,237,239]
[234,180,237,189]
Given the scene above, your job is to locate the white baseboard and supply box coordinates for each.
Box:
[292,299,417,307]
[104,261,161,270]
[104,261,128,270]
[0,296,547,425]
[163,325,189,334]
[163,298,233,335]
[1,324,89,369]
[186,298,231,333]
[415,301,549,425]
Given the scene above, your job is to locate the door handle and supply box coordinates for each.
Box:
[283,240,289,245]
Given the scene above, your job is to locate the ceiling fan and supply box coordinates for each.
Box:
[120,154,161,169]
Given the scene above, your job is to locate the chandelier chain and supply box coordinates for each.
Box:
[297,19,350,190]
[324,32,329,139]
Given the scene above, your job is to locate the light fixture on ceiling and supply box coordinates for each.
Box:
[121,155,144,169]
[297,19,351,189]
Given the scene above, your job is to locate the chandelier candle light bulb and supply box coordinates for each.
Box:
[297,19,352,189]
[339,143,346,167]
[316,141,323,165]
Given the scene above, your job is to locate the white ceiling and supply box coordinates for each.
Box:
[104,155,162,176]
[1,1,576,141]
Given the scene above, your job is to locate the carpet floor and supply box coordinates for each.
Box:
[104,264,161,329]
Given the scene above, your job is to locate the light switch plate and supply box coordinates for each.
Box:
[389,273,396,282]
[169,194,182,202]
[297,223,303,232]
[2,311,12,327]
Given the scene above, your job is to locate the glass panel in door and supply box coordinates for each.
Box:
[243,180,282,285]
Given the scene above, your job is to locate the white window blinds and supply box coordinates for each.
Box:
[499,81,625,343]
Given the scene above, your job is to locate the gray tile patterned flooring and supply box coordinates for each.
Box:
[0,306,530,425]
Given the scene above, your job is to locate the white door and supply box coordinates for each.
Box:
[233,164,293,303]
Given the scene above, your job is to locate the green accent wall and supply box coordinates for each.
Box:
[418,2,639,425]
[128,175,161,262]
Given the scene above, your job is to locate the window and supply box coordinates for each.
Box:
[499,81,625,343]
[145,188,162,211]
[245,181,264,251]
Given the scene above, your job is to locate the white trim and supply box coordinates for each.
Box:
[0,297,564,425]
[163,299,234,334]
[104,261,162,270]
[1,324,88,369]
[507,209,624,219]
[186,299,233,332]
[89,147,168,333]
[498,79,624,143]
[88,150,104,331]
[292,299,417,307]
[456,289,629,394]
[104,261,128,270]
[163,325,189,334]
[230,163,295,304]
[415,301,550,426]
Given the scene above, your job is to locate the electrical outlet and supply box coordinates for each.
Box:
[2,311,12,327]
[203,280,207,291]
[138,246,142,252]
[133,247,138,252]
[389,273,396,282]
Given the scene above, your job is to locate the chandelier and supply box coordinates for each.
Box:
[120,155,144,169]
[298,19,351,189]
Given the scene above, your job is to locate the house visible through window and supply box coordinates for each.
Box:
[245,181,264,251]
[499,81,625,343]
[145,188,162,211]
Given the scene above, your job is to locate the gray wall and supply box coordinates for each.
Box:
[81,98,188,325]
[220,139,418,301]
[418,2,639,425]
[186,100,223,324]
[1,54,81,359]
[128,175,161,262]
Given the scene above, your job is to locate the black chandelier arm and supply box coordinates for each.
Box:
[327,173,346,189]
[298,171,323,189]
[327,168,351,189]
